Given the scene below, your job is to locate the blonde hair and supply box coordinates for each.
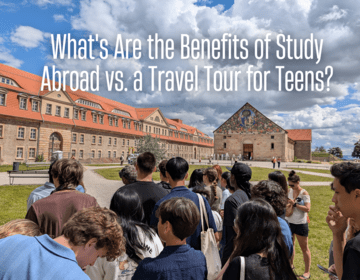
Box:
[204,167,219,200]
[0,219,41,239]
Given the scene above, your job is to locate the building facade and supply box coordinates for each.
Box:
[214,103,311,162]
[0,64,213,164]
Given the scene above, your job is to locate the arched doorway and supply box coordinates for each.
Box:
[49,132,63,159]
[243,140,253,160]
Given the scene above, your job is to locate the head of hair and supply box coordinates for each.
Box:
[0,219,41,239]
[110,188,154,263]
[188,169,204,189]
[62,207,125,261]
[222,171,234,192]
[156,197,200,241]
[287,170,300,183]
[212,165,223,181]
[48,160,57,183]
[166,157,189,181]
[268,171,288,194]
[231,163,252,199]
[330,162,360,193]
[230,199,297,280]
[136,152,156,175]
[203,167,219,202]
[192,186,211,202]
[250,180,287,216]
[50,159,83,189]
[158,160,168,178]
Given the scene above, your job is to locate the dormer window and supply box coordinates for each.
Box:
[55,106,61,116]
[93,114,97,123]
[32,100,39,112]
[19,97,27,110]
[81,111,86,121]
[74,110,79,119]
[114,119,118,127]
[99,115,104,124]
[0,93,6,106]
[109,117,113,126]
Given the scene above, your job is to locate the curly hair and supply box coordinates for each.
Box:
[0,219,41,239]
[250,180,287,216]
[62,207,125,261]
[287,170,300,183]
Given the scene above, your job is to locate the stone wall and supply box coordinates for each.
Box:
[294,141,312,160]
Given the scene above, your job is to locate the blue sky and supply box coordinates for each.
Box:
[1,0,359,156]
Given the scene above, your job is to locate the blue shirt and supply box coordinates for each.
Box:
[0,234,89,280]
[220,188,231,210]
[27,182,85,210]
[150,186,218,250]
[132,244,207,280]
[278,217,293,257]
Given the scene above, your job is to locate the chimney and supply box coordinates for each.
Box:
[171,119,183,124]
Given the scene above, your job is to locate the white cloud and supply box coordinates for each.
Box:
[11,26,50,48]
[32,0,73,6]
[53,14,67,22]
[0,47,23,68]
[318,5,348,22]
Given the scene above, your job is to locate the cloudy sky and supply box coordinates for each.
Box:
[1,0,360,156]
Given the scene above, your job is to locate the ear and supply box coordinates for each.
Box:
[184,172,189,180]
[85,238,97,249]
[135,163,138,171]
[164,221,172,234]
[355,189,360,199]
[153,166,157,172]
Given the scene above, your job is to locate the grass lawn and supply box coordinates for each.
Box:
[292,168,331,175]
[0,164,49,172]
[86,163,126,167]
[0,185,39,225]
[95,165,332,182]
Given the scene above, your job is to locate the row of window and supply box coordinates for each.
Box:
[71,149,119,159]
[223,143,275,149]
[15,147,36,159]
[1,126,38,140]
[72,134,133,146]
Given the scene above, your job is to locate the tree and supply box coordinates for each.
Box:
[352,141,360,159]
[328,147,343,158]
[136,134,167,163]
[319,146,326,153]
[314,147,320,152]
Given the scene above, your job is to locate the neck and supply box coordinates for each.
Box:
[170,179,185,188]
[54,235,75,251]
[165,237,187,246]
[137,172,153,182]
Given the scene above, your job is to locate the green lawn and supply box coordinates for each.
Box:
[95,166,332,182]
[0,185,39,225]
[86,163,126,167]
[292,168,331,175]
[0,164,49,172]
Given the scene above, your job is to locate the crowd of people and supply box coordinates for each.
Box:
[0,152,359,280]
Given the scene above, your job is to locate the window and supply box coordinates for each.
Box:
[55,106,61,116]
[72,150,76,157]
[64,108,69,118]
[81,111,86,121]
[80,134,84,143]
[32,101,39,112]
[114,138,117,146]
[128,122,131,129]
[108,151,111,158]
[72,133,77,143]
[91,150,95,158]
[75,99,102,109]
[146,125,148,132]
[113,151,116,158]
[114,119,118,127]
[19,98,27,110]
[93,114,97,123]
[98,150,102,158]
[74,110,79,119]
[92,136,96,144]
[46,104,52,114]
[123,139,125,145]
[29,148,36,158]
[271,143,274,149]
[16,147,24,158]
[223,136,226,139]
[99,115,104,124]
[0,93,5,106]
[271,136,274,139]
[0,125,3,138]
[109,138,112,145]
[79,150,84,159]
[99,136,102,145]
[109,118,113,126]
[149,126,151,133]
[223,143,226,149]
[17,127,25,139]
[123,121,126,128]
[30,128,36,140]
[127,140,129,146]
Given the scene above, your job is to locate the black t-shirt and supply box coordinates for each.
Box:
[223,254,282,280]
[157,181,172,193]
[222,189,249,266]
[342,231,360,280]
[120,181,169,225]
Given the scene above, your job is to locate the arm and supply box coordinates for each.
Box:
[294,202,310,213]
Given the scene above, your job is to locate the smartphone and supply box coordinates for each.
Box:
[317,264,338,279]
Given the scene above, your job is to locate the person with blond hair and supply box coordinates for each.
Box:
[203,167,222,212]
[0,219,41,239]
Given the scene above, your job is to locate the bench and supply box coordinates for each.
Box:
[26,162,51,169]
[285,164,330,170]
[7,170,49,185]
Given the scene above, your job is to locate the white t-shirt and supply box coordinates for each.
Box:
[286,188,311,225]
[86,227,163,280]
[212,210,223,232]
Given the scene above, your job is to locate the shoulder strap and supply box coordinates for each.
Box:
[196,194,209,230]
[240,256,245,280]
[196,194,205,231]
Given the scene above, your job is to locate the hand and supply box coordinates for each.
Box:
[328,264,337,280]
[288,198,295,205]
[326,205,347,235]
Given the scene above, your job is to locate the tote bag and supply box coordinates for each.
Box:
[197,194,222,280]
[214,256,245,280]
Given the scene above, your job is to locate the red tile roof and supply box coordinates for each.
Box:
[287,129,312,141]
[135,108,158,120]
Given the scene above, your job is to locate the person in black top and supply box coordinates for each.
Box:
[157,160,171,193]
[326,162,360,280]
[223,199,297,280]
[119,152,169,225]
[221,163,252,266]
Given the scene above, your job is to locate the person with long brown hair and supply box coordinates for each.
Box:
[203,167,222,212]
[222,199,297,280]
[212,164,223,188]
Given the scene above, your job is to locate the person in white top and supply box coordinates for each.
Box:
[86,188,163,280]
[285,170,311,280]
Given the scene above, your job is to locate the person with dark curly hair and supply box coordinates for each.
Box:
[251,180,293,257]
[0,207,125,279]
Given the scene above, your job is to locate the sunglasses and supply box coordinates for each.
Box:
[288,184,295,187]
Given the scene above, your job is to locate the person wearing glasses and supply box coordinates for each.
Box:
[286,170,311,280]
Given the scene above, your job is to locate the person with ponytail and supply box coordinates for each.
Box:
[286,170,311,280]
[203,167,223,212]
[86,188,163,280]
[221,163,252,266]
[222,199,297,280]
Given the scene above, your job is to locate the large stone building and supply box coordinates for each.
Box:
[214,103,311,162]
[0,64,213,164]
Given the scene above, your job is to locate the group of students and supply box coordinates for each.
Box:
[0,153,359,280]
